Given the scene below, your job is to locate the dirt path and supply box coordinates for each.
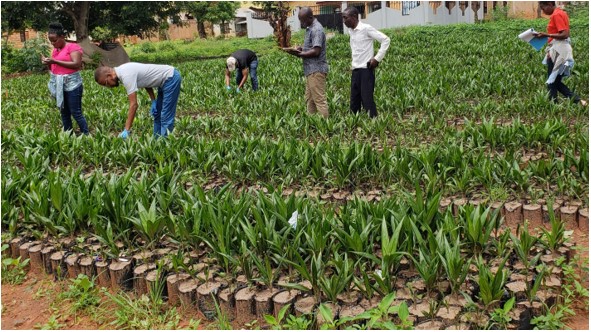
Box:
[0,276,99,330]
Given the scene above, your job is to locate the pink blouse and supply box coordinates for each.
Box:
[50,42,83,75]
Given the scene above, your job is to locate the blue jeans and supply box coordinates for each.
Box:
[61,84,89,134]
[153,69,181,137]
[235,59,259,91]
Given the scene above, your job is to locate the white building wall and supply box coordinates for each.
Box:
[246,12,274,39]
[245,10,302,39]
[348,1,485,33]
[288,12,301,33]
[246,1,485,38]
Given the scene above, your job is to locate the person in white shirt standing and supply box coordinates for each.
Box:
[95,63,182,138]
[342,6,390,118]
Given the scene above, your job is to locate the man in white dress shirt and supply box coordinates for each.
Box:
[342,6,390,118]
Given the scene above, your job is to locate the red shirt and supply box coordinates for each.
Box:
[547,7,569,43]
[50,42,83,75]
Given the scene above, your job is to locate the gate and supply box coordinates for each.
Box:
[315,13,343,33]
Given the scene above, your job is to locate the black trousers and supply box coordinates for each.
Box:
[547,58,580,104]
[351,68,377,118]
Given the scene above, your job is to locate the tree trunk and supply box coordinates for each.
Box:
[197,21,206,39]
[61,1,91,40]
[266,1,291,48]
[19,29,26,43]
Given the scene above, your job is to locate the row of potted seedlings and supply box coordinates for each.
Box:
[7,198,582,329]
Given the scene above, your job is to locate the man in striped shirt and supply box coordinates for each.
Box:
[342,6,391,118]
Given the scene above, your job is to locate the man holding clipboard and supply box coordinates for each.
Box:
[284,7,329,118]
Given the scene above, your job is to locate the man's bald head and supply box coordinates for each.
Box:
[298,7,315,28]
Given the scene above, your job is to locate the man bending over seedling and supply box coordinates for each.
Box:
[94,63,182,138]
[225,49,259,93]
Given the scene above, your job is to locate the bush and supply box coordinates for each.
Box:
[138,42,157,53]
[87,51,103,69]
[1,41,19,74]
[1,37,50,74]
[158,41,177,52]
[490,6,509,21]
[91,26,118,43]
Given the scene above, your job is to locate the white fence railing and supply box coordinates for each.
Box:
[244,1,484,39]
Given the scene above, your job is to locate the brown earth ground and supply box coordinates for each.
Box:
[0,275,210,330]
[1,227,589,330]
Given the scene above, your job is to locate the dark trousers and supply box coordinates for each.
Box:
[547,58,580,104]
[61,84,89,134]
[350,68,377,118]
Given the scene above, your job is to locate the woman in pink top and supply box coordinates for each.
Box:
[42,22,89,135]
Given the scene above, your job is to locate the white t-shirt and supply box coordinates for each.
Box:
[114,62,174,95]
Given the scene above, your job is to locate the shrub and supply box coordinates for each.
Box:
[138,42,157,53]
[91,26,118,43]
[158,41,177,52]
[490,6,509,21]
[1,37,50,74]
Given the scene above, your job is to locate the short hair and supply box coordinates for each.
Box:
[300,7,314,18]
[538,1,556,6]
[343,6,359,17]
[94,66,111,82]
[48,22,65,37]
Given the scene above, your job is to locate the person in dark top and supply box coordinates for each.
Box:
[225,49,259,92]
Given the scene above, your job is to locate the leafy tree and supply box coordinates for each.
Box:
[1,2,55,40]
[183,2,210,39]
[183,2,239,38]
[205,1,240,35]
[1,1,185,41]
[88,2,185,40]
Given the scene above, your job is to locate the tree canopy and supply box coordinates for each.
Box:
[1,1,186,41]
[183,1,240,38]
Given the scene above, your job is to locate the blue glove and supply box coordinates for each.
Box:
[150,100,158,117]
[236,87,240,93]
[226,85,232,91]
[119,129,129,139]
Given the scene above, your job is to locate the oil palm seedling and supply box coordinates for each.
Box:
[128,200,167,249]
[539,200,566,252]
[510,222,543,306]
[92,219,125,259]
[412,231,442,296]
[318,252,354,304]
[461,204,498,256]
[493,228,512,258]
[248,248,282,292]
[439,235,470,298]
[475,254,509,311]
[282,250,324,304]
[361,217,406,296]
